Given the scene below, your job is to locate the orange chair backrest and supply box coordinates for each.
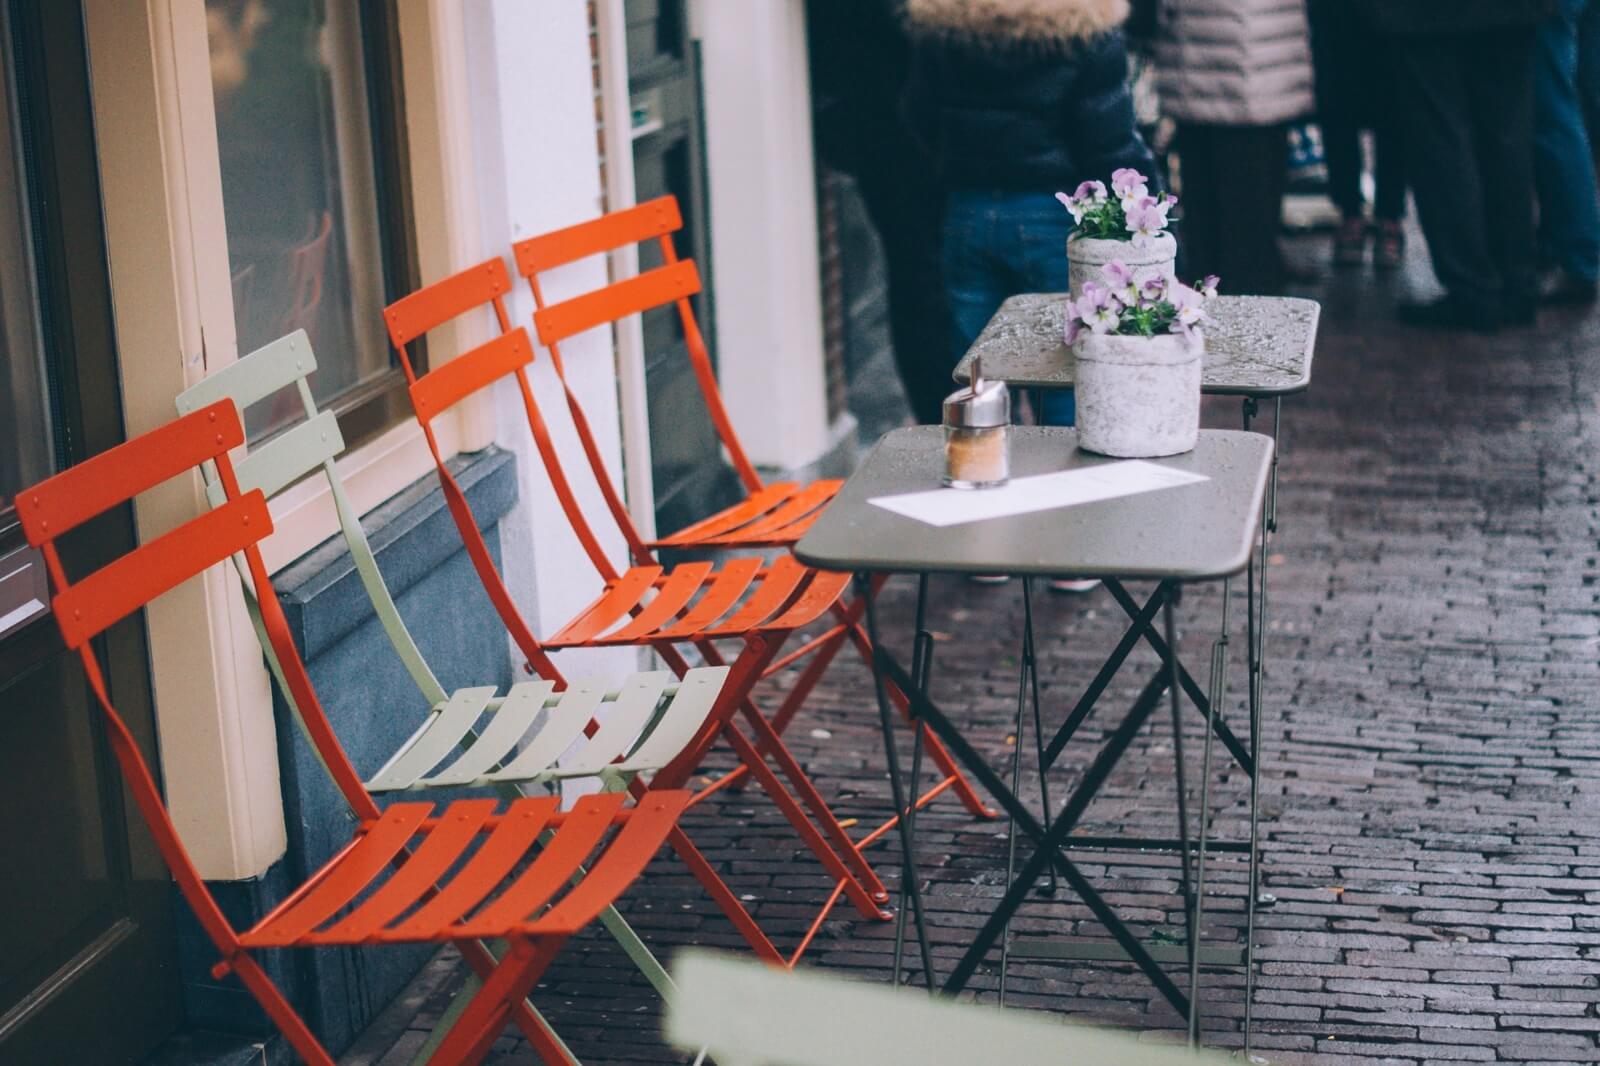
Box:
[382,258,625,601]
[16,401,264,649]
[17,399,379,819]
[512,195,763,498]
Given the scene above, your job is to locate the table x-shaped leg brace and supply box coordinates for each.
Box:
[864,579,1224,1044]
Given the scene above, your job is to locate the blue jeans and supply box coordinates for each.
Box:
[943,189,1076,425]
[1535,0,1600,282]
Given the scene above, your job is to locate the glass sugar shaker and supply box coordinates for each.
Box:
[942,357,1010,489]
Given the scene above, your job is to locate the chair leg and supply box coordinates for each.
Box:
[719,717,892,920]
[429,938,567,1066]
[663,639,892,913]
[455,937,572,1060]
[229,951,335,1066]
[664,822,787,963]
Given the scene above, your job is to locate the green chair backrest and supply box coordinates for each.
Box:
[666,951,1230,1066]
[175,330,448,708]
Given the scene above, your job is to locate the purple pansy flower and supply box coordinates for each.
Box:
[1062,297,1083,345]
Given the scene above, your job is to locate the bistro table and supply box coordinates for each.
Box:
[955,293,1319,1025]
[795,426,1273,1048]
[953,291,1316,542]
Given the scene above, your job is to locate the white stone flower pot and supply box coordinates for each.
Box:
[1074,329,1202,458]
[1067,232,1177,298]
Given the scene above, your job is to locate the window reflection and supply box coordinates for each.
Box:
[0,15,51,510]
[207,0,390,439]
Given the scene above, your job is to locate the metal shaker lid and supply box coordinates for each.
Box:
[942,356,1010,428]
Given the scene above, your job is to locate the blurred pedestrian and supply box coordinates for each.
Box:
[1309,0,1407,269]
[1535,0,1600,305]
[808,0,951,424]
[905,0,1155,429]
[1156,0,1315,295]
[1362,0,1558,332]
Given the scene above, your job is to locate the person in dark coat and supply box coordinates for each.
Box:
[1362,0,1560,331]
[905,0,1155,428]
[1156,0,1315,295]
[1309,0,1407,269]
[808,0,951,425]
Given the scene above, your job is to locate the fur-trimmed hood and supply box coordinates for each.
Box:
[903,0,1131,51]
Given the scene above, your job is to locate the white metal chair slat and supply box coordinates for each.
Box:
[611,666,728,774]
[438,680,603,787]
[365,685,501,792]
[421,678,579,787]
[232,410,343,500]
[174,330,318,415]
[544,672,672,778]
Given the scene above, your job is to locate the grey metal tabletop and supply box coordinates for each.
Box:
[953,294,1320,396]
[794,426,1273,580]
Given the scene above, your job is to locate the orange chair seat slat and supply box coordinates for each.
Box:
[726,480,842,541]
[457,793,627,938]
[409,329,534,423]
[242,794,687,949]
[512,196,682,276]
[310,798,500,944]
[650,483,796,547]
[763,505,829,543]
[52,491,270,650]
[653,557,764,640]
[15,400,243,544]
[761,566,855,632]
[382,797,559,940]
[600,561,715,643]
[546,565,662,647]
[247,802,434,947]
[533,260,700,346]
[383,257,512,347]
[531,790,692,934]
[702,554,812,635]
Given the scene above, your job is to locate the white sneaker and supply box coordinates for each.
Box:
[969,574,1012,585]
[1049,578,1100,594]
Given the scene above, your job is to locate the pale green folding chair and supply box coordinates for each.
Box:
[176,330,731,1056]
[667,952,1232,1066]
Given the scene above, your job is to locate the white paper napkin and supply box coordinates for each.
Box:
[868,460,1209,528]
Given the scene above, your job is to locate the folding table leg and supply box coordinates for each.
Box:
[1244,526,1267,1058]
[1000,577,1055,1002]
[892,574,934,986]
[1100,580,1253,775]
[876,647,1192,1016]
[1241,395,1281,1059]
[860,574,938,992]
[1189,579,1231,1044]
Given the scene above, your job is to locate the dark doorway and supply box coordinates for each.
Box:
[0,1,183,1061]
[623,0,739,535]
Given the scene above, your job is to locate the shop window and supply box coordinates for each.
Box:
[206,0,416,444]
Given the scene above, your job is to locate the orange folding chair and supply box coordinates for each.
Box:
[384,263,918,963]
[508,198,994,806]
[15,401,687,1066]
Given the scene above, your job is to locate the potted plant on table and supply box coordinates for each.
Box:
[1057,168,1177,297]
[1063,265,1218,458]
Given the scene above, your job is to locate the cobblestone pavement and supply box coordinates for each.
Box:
[344,239,1600,1065]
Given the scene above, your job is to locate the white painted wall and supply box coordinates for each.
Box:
[85,0,287,881]
[462,0,637,685]
[692,0,834,470]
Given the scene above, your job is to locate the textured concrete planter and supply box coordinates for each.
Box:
[1074,330,1202,458]
[1067,232,1177,298]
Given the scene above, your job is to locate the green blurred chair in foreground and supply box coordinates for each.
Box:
[667,951,1232,1066]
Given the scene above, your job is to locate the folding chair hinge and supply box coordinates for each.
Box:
[210,947,245,980]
